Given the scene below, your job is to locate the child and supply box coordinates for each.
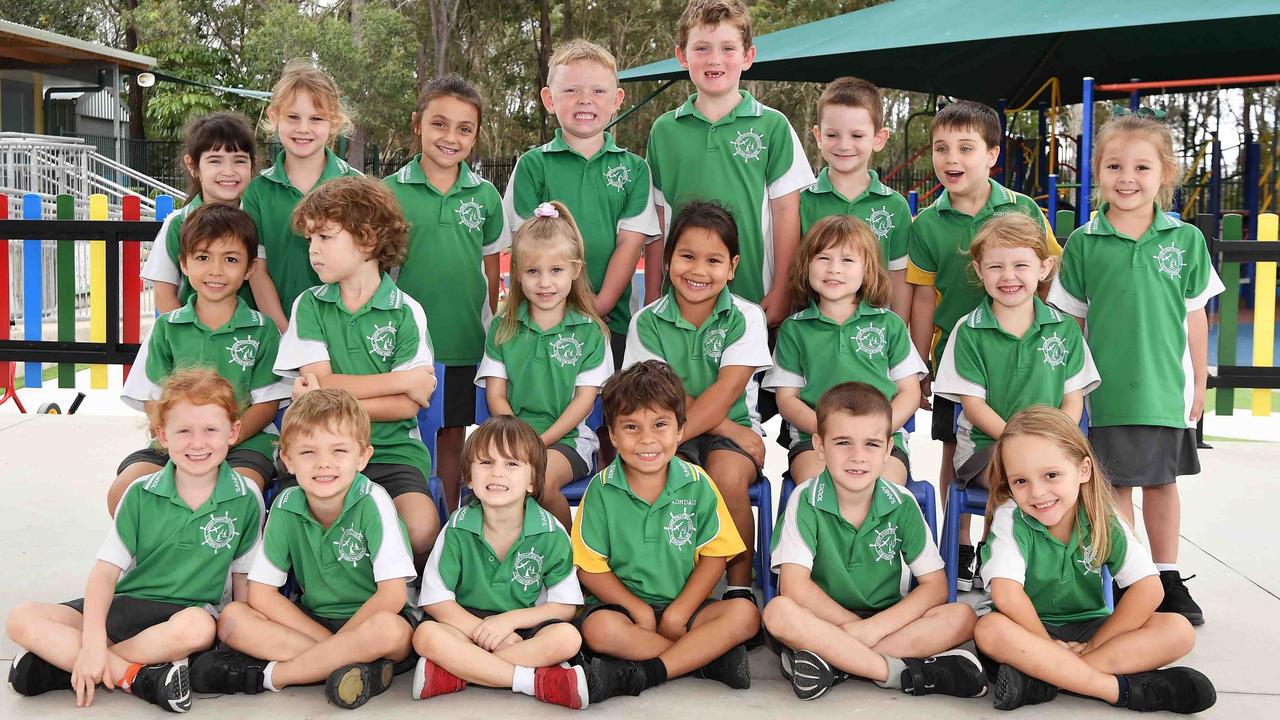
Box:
[386,75,509,512]
[273,175,441,566]
[571,361,759,702]
[477,201,612,531]
[906,100,1061,591]
[505,39,661,366]
[244,59,362,331]
[974,407,1216,713]
[1048,110,1224,624]
[764,215,925,486]
[411,415,590,709]
[114,203,289,510]
[763,382,984,701]
[646,0,814,323]
[7,369,264,712]
[624,200,770,594]
[141,111,257,313]
[191,389,418,710]
[801,77,913,318]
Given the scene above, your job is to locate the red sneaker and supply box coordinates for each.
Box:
[534,665,589,709]
[411,658,466,701]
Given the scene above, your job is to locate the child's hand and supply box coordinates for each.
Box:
[726,424,766,467]
[71,643,112,707]
[292,373,319,402]
[761,288,790,327]
[1189,387,1205,423]
[405,366,438,408]
[471,613,520,652]
[657,607,691,641]
[842,618,885,648]
[919,377,934,411]
[629,604,658,632]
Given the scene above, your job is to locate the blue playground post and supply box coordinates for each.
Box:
[1129,86,1141,111]
[1079,77,1094,225]
[1038,102,1049,198]
[1048,174,1058,220]
[22,194,41,388]
[908,190,919,216]
[155,194,175,222]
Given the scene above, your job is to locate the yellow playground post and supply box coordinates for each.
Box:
[89,194,108,389]
[1254,213,1277,416]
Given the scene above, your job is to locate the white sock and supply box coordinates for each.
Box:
[1155,563,1178,573]
[725,585,753,595]
[512,666,535,696]
[263,661,280,692]
[874,656,907,690]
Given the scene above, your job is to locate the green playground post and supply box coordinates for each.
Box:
[1215,214,1242,417]
[1054,209,1076,245]
[56,195,76,387]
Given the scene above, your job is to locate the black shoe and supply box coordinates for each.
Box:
[8,650,72,696]
[584,656,645,703]
[791,650,836,700]
[324,659,394,710]
[695,643,750,689]
[125,662,192,713]
[1125,667,1217,714]
[902,650,988,698]
[1157,571,1205,626]
[779,648,794,680]
[992,663,1057,711]
[190,648,267,695]
[957,544,976,592]
[722,588,765,649]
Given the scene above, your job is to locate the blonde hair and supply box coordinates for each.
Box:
[148,367,240,431]
[263,59,352,142]
[496,200,607,344]
[787,215,891,313]
[462,416,548,500]
[986,406,1120,572]
[548,39,618,84]
[677,0,753,50]
[1093,111,1179,210]
[968,213,1058,292]
[279,388,371,454]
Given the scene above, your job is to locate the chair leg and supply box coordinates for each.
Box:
[756,480,774,603]
[942,482,964,603]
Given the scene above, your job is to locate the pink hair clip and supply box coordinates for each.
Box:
[534,202,559,219]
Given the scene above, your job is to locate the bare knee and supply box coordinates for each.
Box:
[938,602,978,642]
[722,598,761,638]
[6,602,45,645]
[216,601,253,643]
[412,620,448,655]
[360,611,411,657]
[1153,613,1195,656]
[762,596,800,639]
[402,508,440,552]
[541,622,582,658]
[170,608,217,653]
[973,612,1013,655]
[581,610,626,648]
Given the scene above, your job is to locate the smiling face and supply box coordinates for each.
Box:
[609,406,683,481]
[413,95,480,173]
[1000,433,1091,536]
[975,244,1052,310]
[676,22,756,99]
[808,240,866,307]
[813,410,891,495]
[814,104,888,178]
[180,235,254,303]
[187,145,253,203]
[517,246,579,315]
[932,125,999,198]
[306,221,371,284]
[1097,132,1170,215]
[542,60,624,142]
[281,423,373,503]
[155,401,240,478]
[668,226,738,308]
[467,442,536,511]
[269,90,334,162]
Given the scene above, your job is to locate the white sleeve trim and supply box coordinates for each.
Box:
[246,517,288,588]
[230,481,267,574]
[501,155,531,236]
[979,502,1027,586]
[888,342,929,382]
[761,363,805,389]
[1047,278,1088,318]
[1064,341,1102,396]
[140,213,181,284]
[1110,518,1158,588]
[120,326,162,411]
[621,309,664,369]
[370,485,418,583]
[416,525,456,607]
[250,379,293,404]
[617,169,662,240]
[390,297,435,372]
[575,341,614,387]
[544,569,585,605]
[769,481,816,572]
[887,254,909,272]
[95,478,151,571]
[720,299,772,372]
[474,352,507,385]
[653,188,671,237]
[766,122,817,199]
[273,295,328,376]
[904,500,946,578]
[932,327,985,402]
[1185,266,1225,312]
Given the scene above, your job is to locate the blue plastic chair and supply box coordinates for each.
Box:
[415,363,451,524]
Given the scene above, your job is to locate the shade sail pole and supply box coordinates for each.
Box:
[607,79,679,131]
[1079,76,1094,226]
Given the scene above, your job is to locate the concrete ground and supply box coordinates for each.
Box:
[2,372,1278,718]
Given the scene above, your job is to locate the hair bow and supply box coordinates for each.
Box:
[1112,105,1167,120]
[534,202,560,219]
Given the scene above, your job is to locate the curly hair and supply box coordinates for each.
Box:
[291,175,409,273]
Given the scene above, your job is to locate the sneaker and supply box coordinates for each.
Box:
[189,648,266,695]
[410,658,465,701]
[1157,571,1205,626]
[779,648,794,681]
[901,650,988,698]
[534,665,589,710]
[721,587,765,650]
[8,650,72,696]
[1125,667,1217,714]
[791,650,835,700]
[957,544,976,592]
[584,656,644,703]
[123,662,192,713]
[325,659,394,710]
[992,663,1057,711]
[694,643,750,689]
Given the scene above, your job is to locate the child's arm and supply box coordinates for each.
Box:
[775,387,816,436]
[249,263,288,333]
[1059,389,1085,424]
[292,366,424,422]
[777,563,862,626]
[595,231,646,319]
[762,190,802,325]
[847,569,947,648]
[889,270,911,322]
[989,578,1053,640]
[578,570,657,631]
[152,282,181,314]
[685,365,756,438]
[483,377,515,417]
[248,580,332,642]
[423,600,485,636]
[657,555,727,640]
[644,235,664,304]
[238,401,280,441]
[908,284,937,368]
[959,395,1005,440]
[1083,574,1162,654]
[539,386,597,448]
[471,604,578,652]
[230,572,249,603]
[890,375,922,432]
[484,252,502,313]
[338,579,408,634]
[72,561,124,705]
[1187,308,1208,421]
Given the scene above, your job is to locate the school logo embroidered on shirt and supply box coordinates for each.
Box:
[1153,242,1185,279]
[512,547,544,590]
[366,322,397,359]
[456,199,485,230]
[1039,333,1069,368]
[226,335,259,370]
[665,509,695,548]
[731,128,767,162]
[550,335,584,367]
[703,328,728,361]
[870,522,901,562]
[1077,545,1102,576]
[604,165,631,191]
[200,512,240,554]
[853,325,887,358]
[333,526,369,566]
[867,206,895,240]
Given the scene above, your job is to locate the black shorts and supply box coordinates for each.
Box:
[301,604,419,674]
[277,462,429,499]
[548,442,591,480]
[442,365,478,429]
[1044,617,1109,643]
[575,599,715,634]
[955,444,995,488]
[459,607,571,641]
[61,596,199,646]
[1090,425,1201,488]
[117,446,275,484]
[677,433,764,475]
[608,331,627,372]
[931,395,958,443]
[788,439,911,476]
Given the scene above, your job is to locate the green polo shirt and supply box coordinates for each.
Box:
[771,473,943,612]
[505,130,661,335]
[242,149,362,318]
[386,158,509,366]
[624,288,771,432]
[275,274,434,470]
[934,297,1100,462]
[572,457,745,604]
[647,90,815,303]
[981,500,1157,624]
[99,462,264,608]
[477,306,612,463]
[906,178,1061,364]
[800,169,911,271]
[122,296,290,461]
[249,474,416,620]
[419,497,582,613]
[1048,205,1224,428]
[763,300,926,452]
